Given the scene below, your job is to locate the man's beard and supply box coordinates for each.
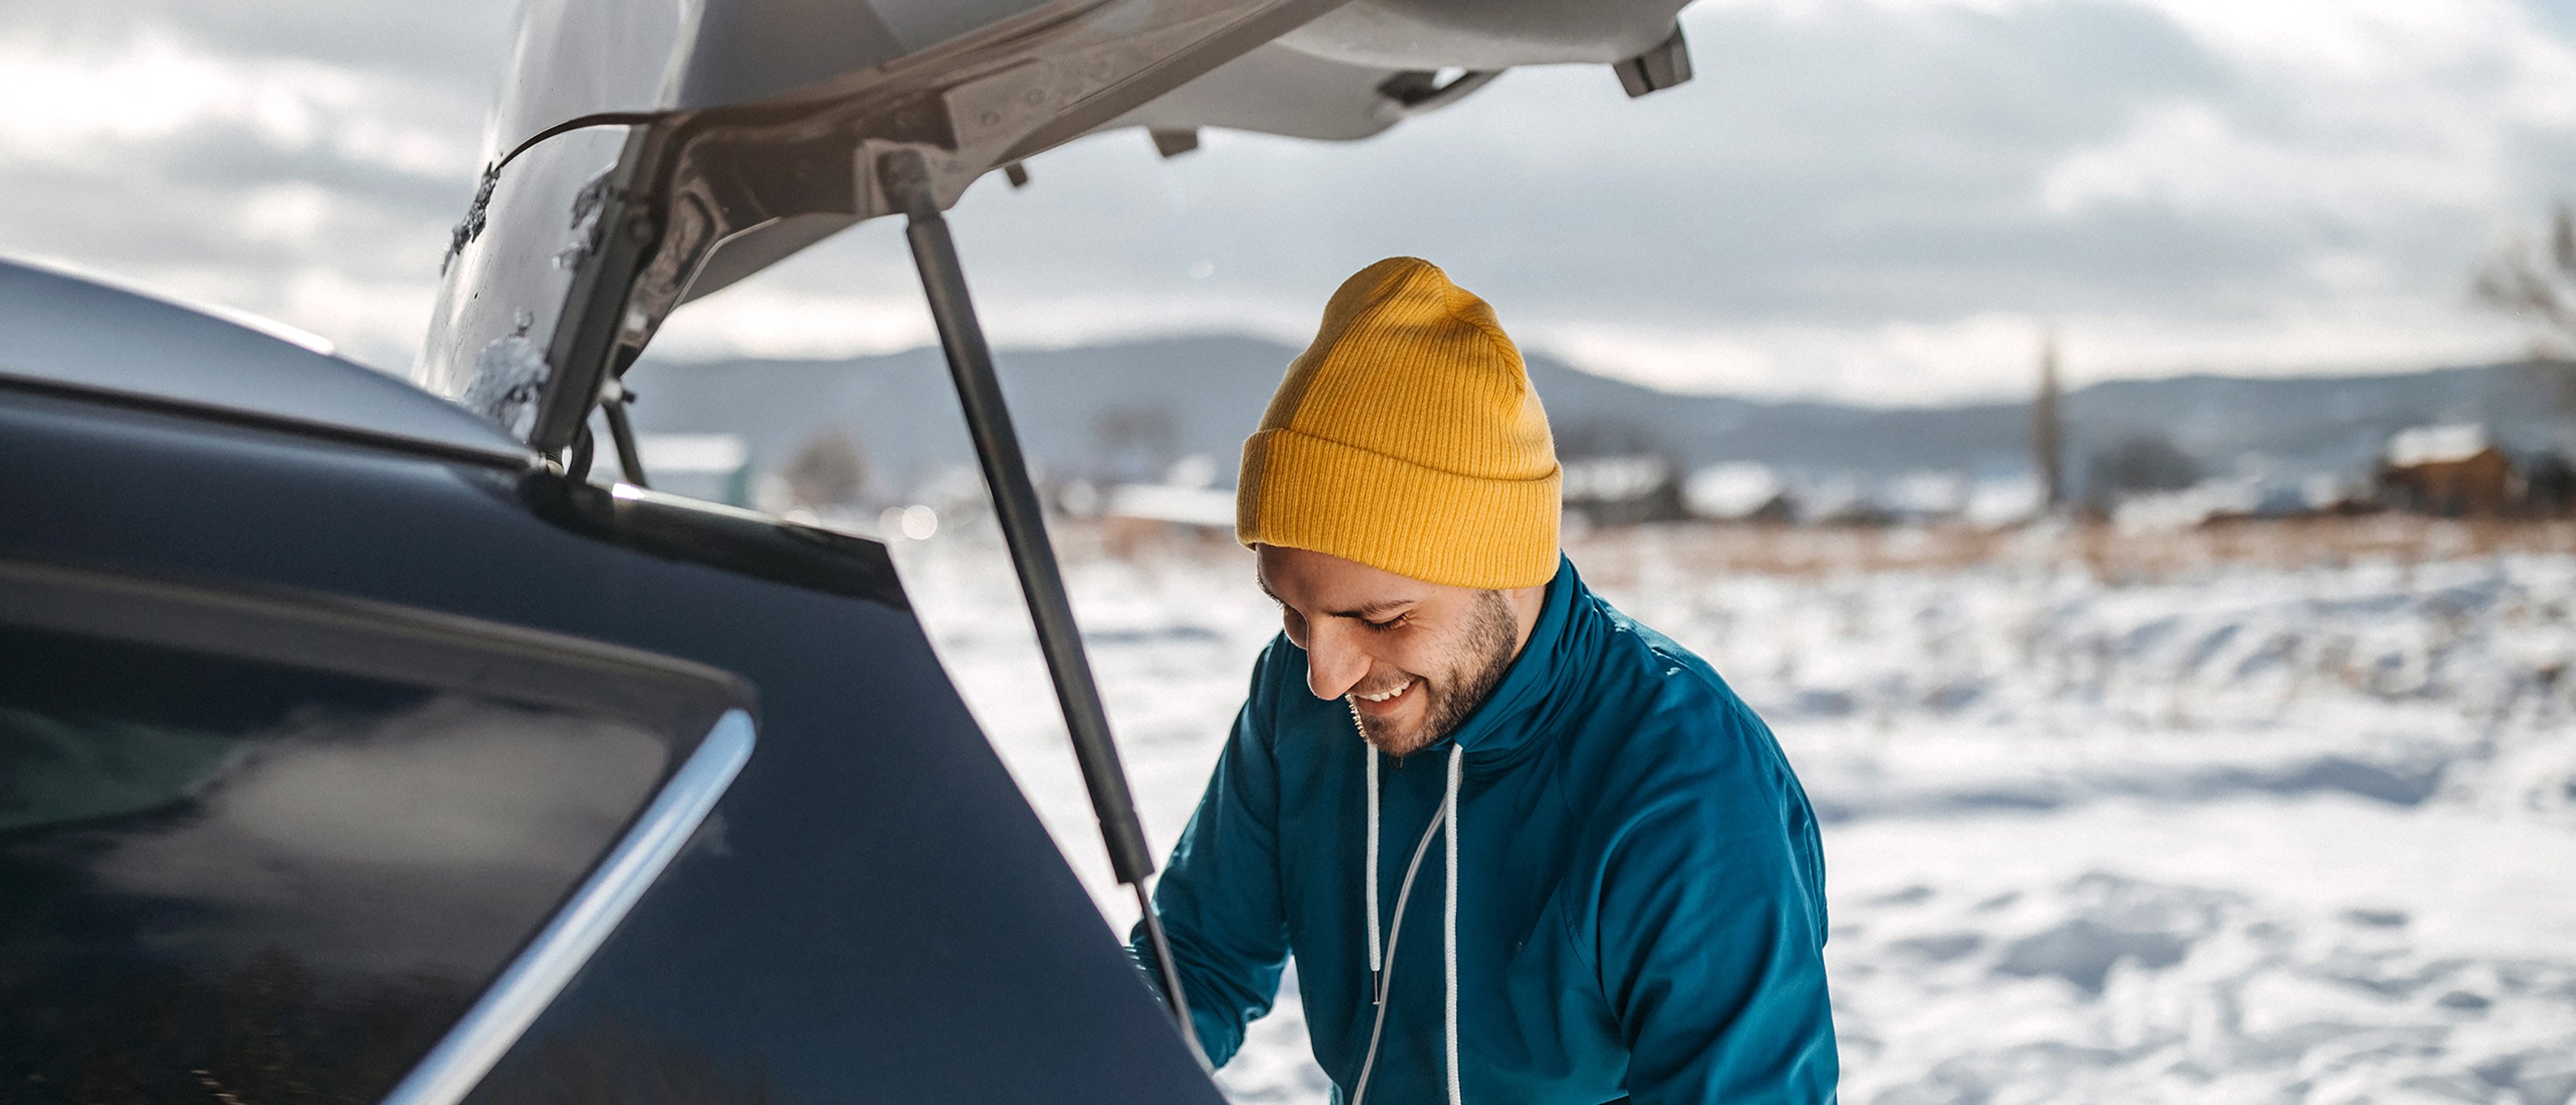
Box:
[1352,590,1521,756]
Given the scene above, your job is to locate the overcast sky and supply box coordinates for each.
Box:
[5,0,2573,403]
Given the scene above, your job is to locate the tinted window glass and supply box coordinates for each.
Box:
[0,620,675,1103]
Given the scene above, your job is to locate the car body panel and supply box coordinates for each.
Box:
[420,0,1364,460]
[0,258,528,467]
[0,361,1220,1102]
[478,0,1066,163]
[417,124,636,423]
[1276,0,1689,69]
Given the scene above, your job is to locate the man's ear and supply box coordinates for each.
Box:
[1507,583,1546,649]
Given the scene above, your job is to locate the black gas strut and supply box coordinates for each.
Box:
[880,150,1204,1062]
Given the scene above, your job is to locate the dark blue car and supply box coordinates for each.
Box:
[1,0,1700,1099]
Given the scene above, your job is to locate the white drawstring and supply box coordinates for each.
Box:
[1366,750,1382,975]
[1351,743,1466,1105]
[1443,745,1463,1105]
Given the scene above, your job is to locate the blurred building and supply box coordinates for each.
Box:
[1795,474,1886,526]
[2527,451,2576,514]
[1562,454,1685,526]
[2376,424,2514,516]
[1963,474,2046,528]
[1073,452,1234,535]
[1878,470,1969,523]
[1099,484,1235,531]
[626,432,753,507]
[2111,476,2263,532]
[1682,463,1792,522]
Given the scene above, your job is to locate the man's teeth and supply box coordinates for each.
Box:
[1355,679,1413,703]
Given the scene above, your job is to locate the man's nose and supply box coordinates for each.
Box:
[1305,622,1368,700]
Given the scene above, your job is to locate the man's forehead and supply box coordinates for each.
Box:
[1254,544,1435,607]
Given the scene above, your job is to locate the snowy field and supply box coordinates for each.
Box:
[891,521,2576,1105]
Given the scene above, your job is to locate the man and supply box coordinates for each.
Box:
[1135,258,1835,1103]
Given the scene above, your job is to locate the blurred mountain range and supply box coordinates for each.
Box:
[622,336,2571,498]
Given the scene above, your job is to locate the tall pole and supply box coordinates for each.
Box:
[2035,330,2065,511]
[879,150,1202,1062]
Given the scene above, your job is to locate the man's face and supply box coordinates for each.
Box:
[1256,544,1538,757]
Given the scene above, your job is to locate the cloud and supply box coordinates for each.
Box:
[2037,0,2576,225]
[863,0,2570,398]
[1547,315,2032,400]
[652,281,936,363]
[0,5,501,367]
[2,0,2570,400]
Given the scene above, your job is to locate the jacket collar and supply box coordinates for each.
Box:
[1412,553,1595,773]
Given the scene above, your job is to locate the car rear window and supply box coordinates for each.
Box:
[0,562,744,1104]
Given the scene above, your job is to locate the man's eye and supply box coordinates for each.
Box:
[1362,614,1406,633]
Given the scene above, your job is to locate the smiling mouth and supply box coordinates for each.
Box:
[1352,679,1416,704]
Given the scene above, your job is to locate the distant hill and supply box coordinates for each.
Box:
[620,337,2571,499]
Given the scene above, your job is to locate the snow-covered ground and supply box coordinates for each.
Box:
[892,525,2576,1104]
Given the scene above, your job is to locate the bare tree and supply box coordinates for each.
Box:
[2473,201,2576,418]
[782,429,867,509]
[2476,202,2576,352]
[2084,432,2198,509]
[2033,330,2066,510]
[1093,406,1175,484]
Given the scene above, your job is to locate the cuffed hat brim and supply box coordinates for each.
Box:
[1239,426,1560,590]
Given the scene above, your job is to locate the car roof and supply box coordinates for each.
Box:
[0,257,532,467]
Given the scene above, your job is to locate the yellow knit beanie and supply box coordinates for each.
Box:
[1237,257,1561,589]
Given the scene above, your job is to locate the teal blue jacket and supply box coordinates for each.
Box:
[1133,557,1836,1103]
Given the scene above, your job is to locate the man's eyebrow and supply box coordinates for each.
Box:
[1255,577,1411,620]
[1325,598,1414,620]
